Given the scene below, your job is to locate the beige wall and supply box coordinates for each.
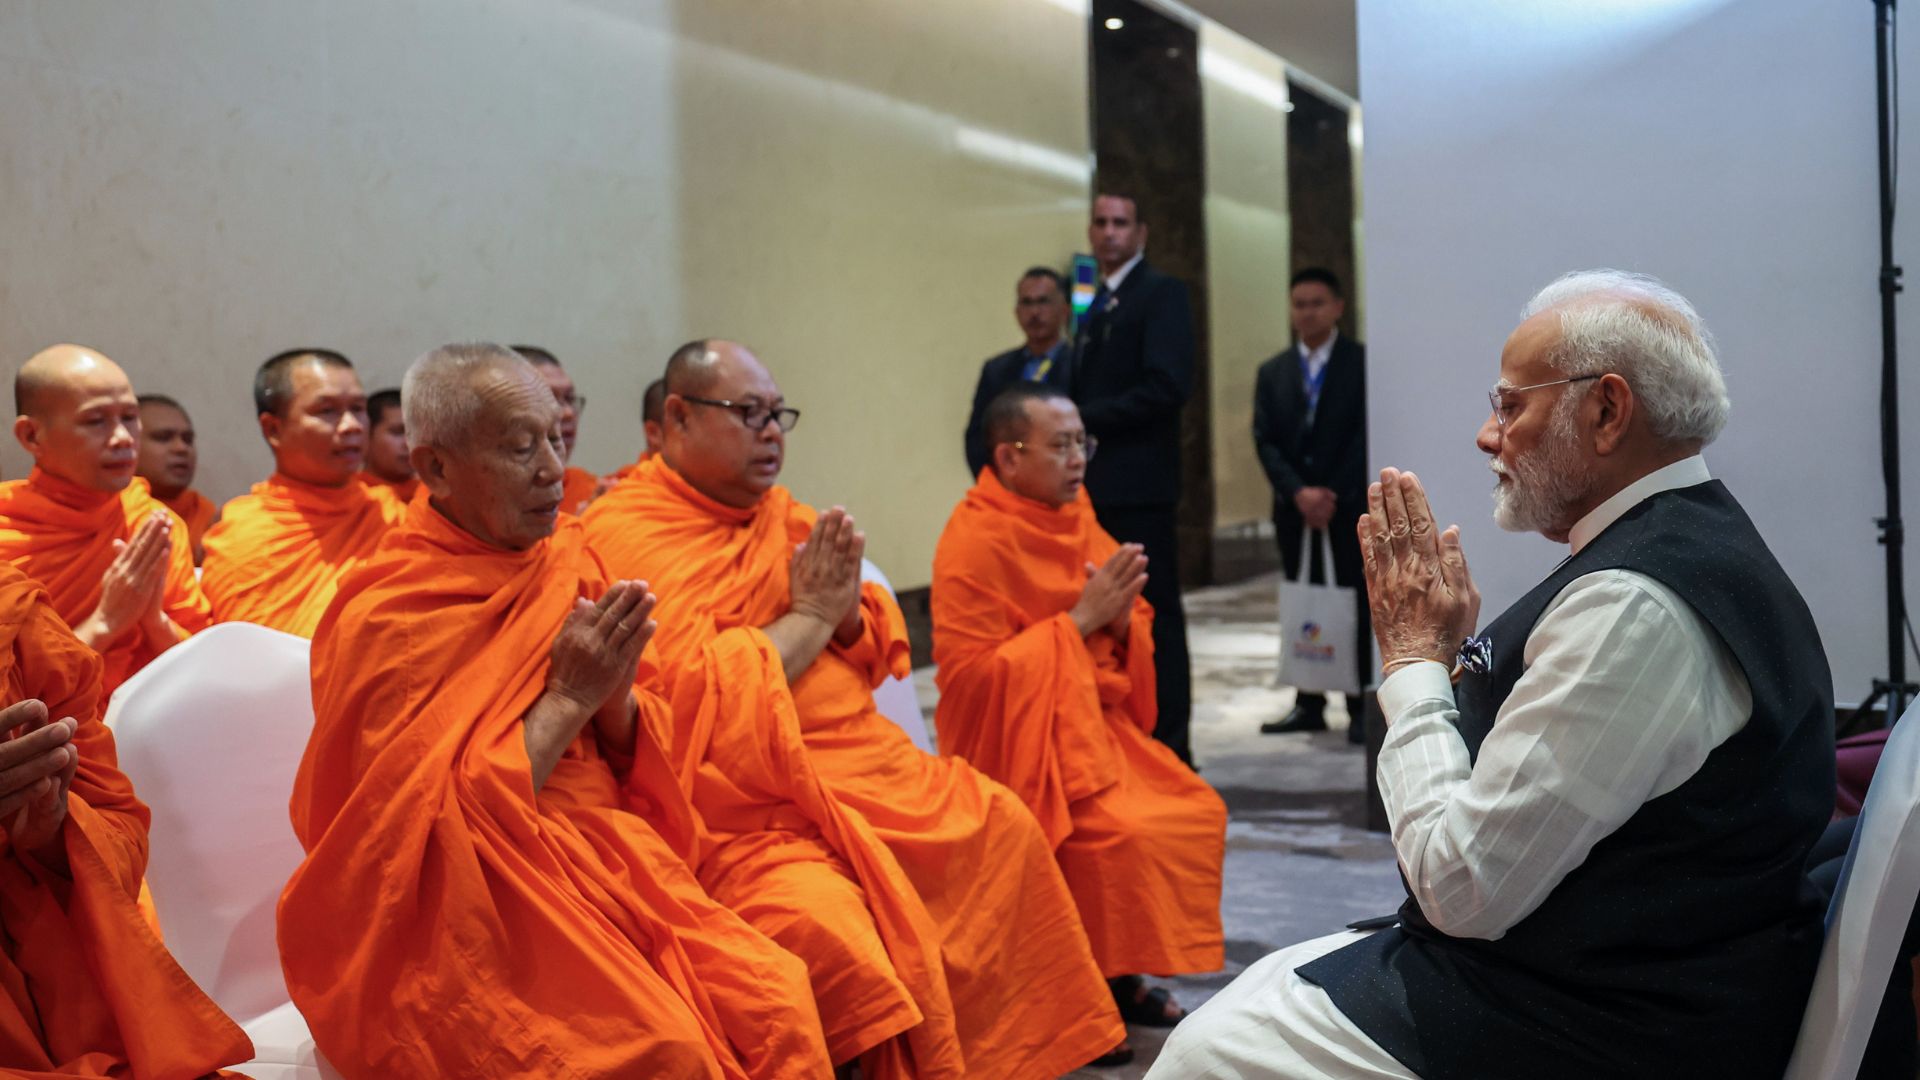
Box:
[0,0,1090,587]
[1200,24,1292,528]
[668,0,1092,582]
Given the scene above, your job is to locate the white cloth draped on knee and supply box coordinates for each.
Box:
[1146,932,1415,1079]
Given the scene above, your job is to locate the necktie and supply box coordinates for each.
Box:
[1073,283,1111,396]
[1300,348,1330,425]
[1024,344,1056,382]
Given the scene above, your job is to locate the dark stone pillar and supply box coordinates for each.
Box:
[1287,80,1358,337]
[1089,0,1214,587]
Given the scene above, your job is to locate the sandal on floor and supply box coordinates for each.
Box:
[1113,975,1186,1028]
[1087,1042,1136,1068]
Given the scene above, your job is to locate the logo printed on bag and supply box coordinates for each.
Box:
[1292,620,1337,663]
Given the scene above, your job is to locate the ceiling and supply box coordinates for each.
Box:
[1177,0,1359,100]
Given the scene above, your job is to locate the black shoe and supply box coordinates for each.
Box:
[1347,716,1367,745]
[1261,706,1328,734]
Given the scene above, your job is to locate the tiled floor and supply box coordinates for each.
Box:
[913,571,1405,1078]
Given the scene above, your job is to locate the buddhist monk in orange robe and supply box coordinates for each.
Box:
[932,384,1226,1027]
[0,560,252,1077]
[513,345,604,514]
[0,346,209,695]
[584,339,1132,1073]
[201,351,404,638]
[362,386,418,502]
[280,344,829,1079]
[135,394,216,565]
[623,345,962,1075]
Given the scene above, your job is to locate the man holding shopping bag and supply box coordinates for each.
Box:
[1253,267,1370,739]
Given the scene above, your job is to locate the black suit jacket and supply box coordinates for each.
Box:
[1070,260,1195,508]
[963,343,1074,477]
[1253,335,1368,526]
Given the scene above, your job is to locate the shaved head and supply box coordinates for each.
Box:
[403,343,535,452]
[13,344,143,492]
[367,388,402,428]
[663,339,724,398]
[17,344,125,417]
[983,383,1072,450]
[510,344,559,368]
[406,342,567,551]
[256,349,354,419]
[641,376,667,457]
[642,378,666,425]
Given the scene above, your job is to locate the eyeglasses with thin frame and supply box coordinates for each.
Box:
[1488,374,1603,428]
[556,393,587,413]
[680,394,801,433]
[1010,432,1098,462]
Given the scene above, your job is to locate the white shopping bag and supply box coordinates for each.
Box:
[1277,527,1361,696]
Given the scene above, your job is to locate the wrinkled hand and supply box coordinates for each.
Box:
[1072,543,1147,638]
[0,701,78,860]
[546,581,658,719]
[1358,468,1480,670]
[79,512,171,647]
[789,507,865,635]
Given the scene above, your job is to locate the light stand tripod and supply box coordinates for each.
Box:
[1853,0,1920,730]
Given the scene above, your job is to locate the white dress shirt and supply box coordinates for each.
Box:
[1298,328,1339,424]
[1149,456,1751,1080]
[1102,249,1144,295]
[1298,328,1338,384]
[1377,455,1750,939]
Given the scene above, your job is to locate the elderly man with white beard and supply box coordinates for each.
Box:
[1149,270,1836,1080]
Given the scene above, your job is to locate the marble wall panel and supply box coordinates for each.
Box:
[1090,0,1214,585]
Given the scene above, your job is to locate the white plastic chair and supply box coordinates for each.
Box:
[860,559,936,752]
[1785,703,1920,1080]
[105,623,339,1079]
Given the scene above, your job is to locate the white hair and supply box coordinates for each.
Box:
[1520,269,1729,445]
[400,342,529,450]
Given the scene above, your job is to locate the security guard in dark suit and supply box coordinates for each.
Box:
[1071,191,1197,764]
[964,268,1076,477]
[1253,267,1369,740]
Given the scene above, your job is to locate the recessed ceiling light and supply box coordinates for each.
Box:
[1104,17,1124,29]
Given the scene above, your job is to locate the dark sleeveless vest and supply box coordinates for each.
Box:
[1298,480,1835,1079]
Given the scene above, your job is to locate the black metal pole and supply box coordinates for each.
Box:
[1874,0,1912,724]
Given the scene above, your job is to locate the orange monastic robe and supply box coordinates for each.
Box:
[0,471,210,695]
[0,562,251,1079]
[362,473,418,503]
[561,465,599,515]
[279,499,830,1079]
[932,470,1226,977]
[583,457,1126,1079]
[200,474,405,638]
[156,489,215,566]
[647,621,963,1075]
